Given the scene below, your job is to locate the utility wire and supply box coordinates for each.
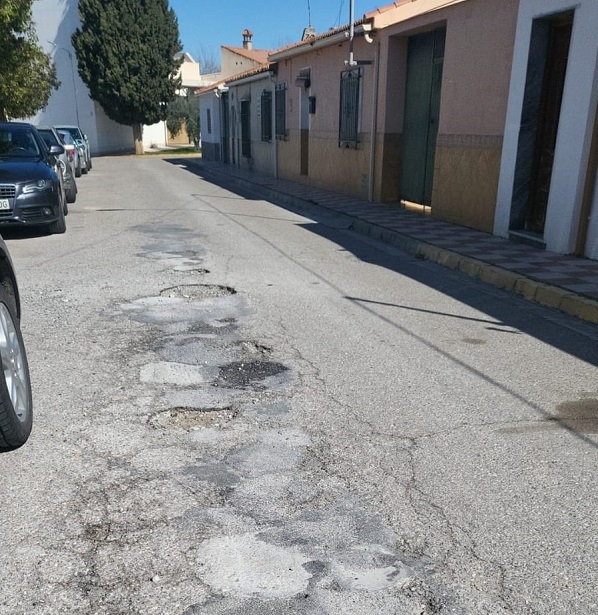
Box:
[334,0,345,28]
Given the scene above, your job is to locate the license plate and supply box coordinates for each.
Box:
[0,199,10,210]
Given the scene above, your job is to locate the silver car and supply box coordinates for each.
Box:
[54,125,91,174]
[37,126,78,203]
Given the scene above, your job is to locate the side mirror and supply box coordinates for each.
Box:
[48,144,64,156]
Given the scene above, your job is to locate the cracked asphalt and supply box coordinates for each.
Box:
[0,155,596,614]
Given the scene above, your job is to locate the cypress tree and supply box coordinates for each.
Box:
[73,0,182,154]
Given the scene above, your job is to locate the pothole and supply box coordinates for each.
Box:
[174,268,210,275]
[160,284,236,300]
[149,406,236,430]
[239,340,272,355]
[216,360,289,389]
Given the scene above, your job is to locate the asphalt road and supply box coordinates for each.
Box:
[0,154,596,615]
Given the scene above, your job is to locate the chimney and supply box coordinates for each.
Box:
[242,29,253,50]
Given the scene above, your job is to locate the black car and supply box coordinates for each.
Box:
[0,122,67,234]
[0,234,32,450]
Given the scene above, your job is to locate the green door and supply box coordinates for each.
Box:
[400,28,446,205]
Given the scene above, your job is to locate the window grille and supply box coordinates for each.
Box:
[261,90,272,142]
[275,83,287,140]
[339,68,361,148]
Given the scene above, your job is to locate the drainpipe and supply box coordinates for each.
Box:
[368,41,381,203]
[348,0,356,67]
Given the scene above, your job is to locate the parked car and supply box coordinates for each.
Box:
[0,234,32,450]
[54,125,91,173]
[57,130,82,179]
[0,122,67,234]
[37,126,78,203]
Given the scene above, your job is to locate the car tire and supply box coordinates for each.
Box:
[63,201,69,216]
[49,201,67,234]
[0,285,32,451]
[81,165,88,175]
[66,183,77,204]
[87,157,92,171]
[75,161,82,178]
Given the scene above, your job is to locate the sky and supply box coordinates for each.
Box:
[168,0,376,64]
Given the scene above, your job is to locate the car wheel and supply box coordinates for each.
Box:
[63,201,69,216]
[0,286,32,451]
[49,201,67,234]
[81,165,88,175]
[87,156,92,171]
[75,161,82,178]
[66,183,77,204]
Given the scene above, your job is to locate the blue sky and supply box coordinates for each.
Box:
[169,0,376,62]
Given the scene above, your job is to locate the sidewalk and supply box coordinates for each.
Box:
[184,157,598,325]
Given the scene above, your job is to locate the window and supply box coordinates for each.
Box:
[261,90,272,142]
[275,83,287,140]
[241,99,251,157]
[206,108,212,134]
[339,68,362,148]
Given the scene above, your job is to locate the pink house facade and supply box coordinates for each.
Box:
[270,0,519,233]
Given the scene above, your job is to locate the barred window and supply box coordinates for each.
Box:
[275,83,287,140]
[241,100,251,157]
[206,108,212,134]
[261,90,272,142]
[339,68,362,148]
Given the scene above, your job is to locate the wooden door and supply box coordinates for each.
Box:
[400,28,446,205]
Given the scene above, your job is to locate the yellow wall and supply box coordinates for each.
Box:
[433,135,503,232]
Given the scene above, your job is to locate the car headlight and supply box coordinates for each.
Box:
[22,179,52,193]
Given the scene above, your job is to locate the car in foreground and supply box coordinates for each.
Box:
[37,126,78,203]
[54,125,91,174]
[0,122,67,234]
[0,234,32,450]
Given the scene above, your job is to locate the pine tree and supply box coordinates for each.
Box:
[73,0,182,154]
[0,0,59,121]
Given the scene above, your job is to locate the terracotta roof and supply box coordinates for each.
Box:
[226,63,273,83]
[364,0,414,19]
[267,18,368,58]
[194,63,272,95]
[221,45,270,64]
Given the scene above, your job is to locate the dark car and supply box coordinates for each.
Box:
[37,126,78,203]
[0,234,32,450]
[0,122,67,234]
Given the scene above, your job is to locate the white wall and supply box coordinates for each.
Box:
[198,92,222,160]
[143,122,168,149]
[25,0,134,155]
[495,0,598,258]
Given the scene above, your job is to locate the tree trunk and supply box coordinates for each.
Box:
[133,122,144,155]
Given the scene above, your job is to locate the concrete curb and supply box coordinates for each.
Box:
[192,161,598,325]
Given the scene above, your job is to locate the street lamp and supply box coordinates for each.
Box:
[48,42,81,126]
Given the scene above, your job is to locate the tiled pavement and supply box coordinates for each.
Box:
[181,157,598,324]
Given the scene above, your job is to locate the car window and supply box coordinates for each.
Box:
[58,131,74,145]
[38,130,59,148]
[0,128,41,157]
[57,127,82,141]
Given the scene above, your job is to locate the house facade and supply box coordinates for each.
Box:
[198,31,273,166]
[494,0,598,259]
[270,0,519,233]
[198,0,598,262]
